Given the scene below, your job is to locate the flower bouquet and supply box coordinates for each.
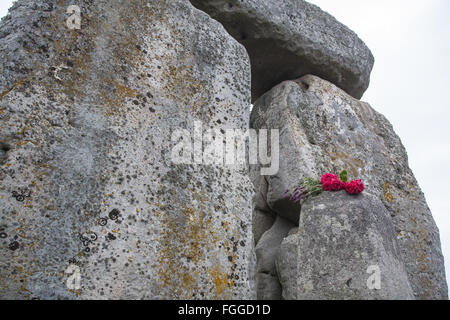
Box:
[283,170,365,204]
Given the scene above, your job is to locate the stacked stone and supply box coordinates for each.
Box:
[0,0,446,300]
[192,0,447,300]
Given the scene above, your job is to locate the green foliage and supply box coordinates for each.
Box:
[339,170,348,182]
[302,177,323,197]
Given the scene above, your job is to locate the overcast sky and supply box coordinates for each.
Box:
[1,1,449,293]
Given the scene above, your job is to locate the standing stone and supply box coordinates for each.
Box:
[0,0,255,299]
[275,228,298,300]
[190,0,374,101]
[250,75,448,299]
[255,215,295,299]
[277,191,414,300]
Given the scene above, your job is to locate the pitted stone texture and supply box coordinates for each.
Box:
[252,176,275,245]
[275,229,298,300]
[288,191,414,300]
[255,215,295,299]
[250,75,447,299]
[0,0,255,299]
[190,0,374,101]
[253,209,275,246]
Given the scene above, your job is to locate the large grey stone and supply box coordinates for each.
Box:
[275,228,298,300]
[252,175,275,245]
[0,0,255,299]
[190,0,374,101]
[250,75,448,299]
[253,209,275,246]
[289,190,414,300]
[255,215,295,299]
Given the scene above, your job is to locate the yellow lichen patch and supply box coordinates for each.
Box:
[156,204,225,299]
[17,126,29,136]
[17,140,30,147]
[208,264,233,297]
[8,265,33,296]
[172,65,209,112]
[221,221,230,232]
[0,78,28,101]
[99,79,139,116]
[113,81,138,100]
[384,182,394,203]
[68,289,81,296]
[327,150,365,178]
[15,227,27,239]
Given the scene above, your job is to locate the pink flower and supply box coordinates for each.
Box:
[320,173,339,185]
[321,173,365,194]
[344,179,365,195]
[330,179,345,191]
[323,178,345,191]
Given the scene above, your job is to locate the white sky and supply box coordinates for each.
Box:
[1,0,449,295]
[0,1,12,20]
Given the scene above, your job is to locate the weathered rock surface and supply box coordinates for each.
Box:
[275,228,298,300]
[255,215,295,299]
[190,0,374,101]
[250,75,448,299]
[276,191,414,300]
[0,0,255,299]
